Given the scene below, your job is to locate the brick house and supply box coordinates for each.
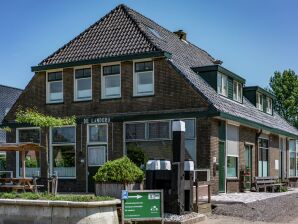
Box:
[3,4,298,193]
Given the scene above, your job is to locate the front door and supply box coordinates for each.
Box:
[87,146,107,192]
[244,145,252,190]
[218,141,226,193]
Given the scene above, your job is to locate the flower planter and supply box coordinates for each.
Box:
[95,182,143,199]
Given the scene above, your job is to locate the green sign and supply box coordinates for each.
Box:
[122,190,163,221]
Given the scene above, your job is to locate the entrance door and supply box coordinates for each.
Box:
[87,146,107,192]
[244,145,252,189]
[218,141,226,193]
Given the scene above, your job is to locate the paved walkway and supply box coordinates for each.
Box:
[204,188,298,204]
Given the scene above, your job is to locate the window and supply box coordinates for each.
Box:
[102,64,121,99]
[134,61,154,96]
[148,121,170,139]
[87,124,108,144]
[17,128,41,177]
[125,123,146,140]
[184,119,196,164]
[256,92,263,111]
[266,97,273,114]
[258,138,269,177]
[51,126,76,178]
[226,124,239,178]
[88,146,107,166]
[47,71,63,103]
[217,72,228,97]
[74,68,92,101]
[289,140,298,177]
[233,81,242,102]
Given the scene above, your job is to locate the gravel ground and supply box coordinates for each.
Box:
[211,193,298,223]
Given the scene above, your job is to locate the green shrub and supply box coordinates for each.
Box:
[127,144,147,167]
[93,157,144,183]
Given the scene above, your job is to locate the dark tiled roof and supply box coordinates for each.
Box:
[37,4,298,137]
[0,85,22,142]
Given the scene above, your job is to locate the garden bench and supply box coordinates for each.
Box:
[254,176,284,192]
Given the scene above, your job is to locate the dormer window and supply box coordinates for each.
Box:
[217,72,228,97]
[233,81,242,102]
[256,92,263,111]
[266,97,272,114]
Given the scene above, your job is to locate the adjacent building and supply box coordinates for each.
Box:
[3,4,298,193]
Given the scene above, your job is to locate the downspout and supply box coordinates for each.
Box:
[256,129,263,177]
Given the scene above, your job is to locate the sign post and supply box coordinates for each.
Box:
[121,190,164,223]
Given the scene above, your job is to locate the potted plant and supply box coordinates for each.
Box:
[93,157,144,198]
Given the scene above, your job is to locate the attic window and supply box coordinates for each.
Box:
[147,26,162,39]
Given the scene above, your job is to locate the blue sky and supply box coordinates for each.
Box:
[0,0,297,89]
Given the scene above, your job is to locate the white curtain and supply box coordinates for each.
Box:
[226,124,239,157]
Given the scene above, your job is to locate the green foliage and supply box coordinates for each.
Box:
[25,158,38,168]
[93,156,144,183]
[279,186,288,192]
[0,127,11,133]
[127,143,147,167]
[269,70,298,128]
[0,155,6,170]
[0,192,112,201]
[15,108,76,128]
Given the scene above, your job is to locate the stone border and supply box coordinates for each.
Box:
[0,198,121,208]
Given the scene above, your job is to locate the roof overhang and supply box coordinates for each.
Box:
[31,51,172,72]
[192,65,246,84]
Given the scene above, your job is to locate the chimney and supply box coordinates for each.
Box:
[174,30,187,41]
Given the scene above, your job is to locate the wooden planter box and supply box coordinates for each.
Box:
[95,182,143,198]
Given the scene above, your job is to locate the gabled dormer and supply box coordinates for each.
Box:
[192,65,246,103]
[243,86,275,115]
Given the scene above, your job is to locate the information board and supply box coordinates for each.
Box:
[121,190,163,222]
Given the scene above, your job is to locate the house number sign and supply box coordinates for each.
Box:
[83,117,111,124]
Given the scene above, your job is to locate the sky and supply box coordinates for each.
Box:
[0,0,297,89]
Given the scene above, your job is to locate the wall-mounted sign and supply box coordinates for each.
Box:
[82,117,111,124]
[121,190,163,223]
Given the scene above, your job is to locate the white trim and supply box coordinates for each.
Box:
[73,66,92,102]
[50,125,76,179]
[46,70,64,104]
[133,59,154,97]
[101,62,121,99]
[16,127,41,178]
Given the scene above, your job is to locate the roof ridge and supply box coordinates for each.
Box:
[0,84,23,91]
[120,5,162,52]
[39,4,125,66]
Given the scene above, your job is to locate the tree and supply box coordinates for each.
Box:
[15,108,76,188]
[269,69,298,128]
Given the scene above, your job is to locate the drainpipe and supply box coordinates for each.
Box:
[256,129,263,177]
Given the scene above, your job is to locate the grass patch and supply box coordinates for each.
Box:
[0,192,113,202]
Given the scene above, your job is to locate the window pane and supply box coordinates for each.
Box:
[104,75,120,97]
[238,83,242,101]
[137,71,153,94]
[19,151,40,177]
[126,123,146,140]
[53,145,75,177]
[289,140,296,152]
[185,139,196,162]
[217,73,222,94]
[77,78,91,99]
[48,72,62,81]
[75,68,91,79]
[89,125,107,143]
[135,61,153,72]
[49,81,63,101]
[148,122,170,139]
[184,119,195,139]
[222,75,227,96]
[227,156,237,177]
[19,129,40,143]
[103,65,120,76]
[88,146,106,166]
[52,127,75,144]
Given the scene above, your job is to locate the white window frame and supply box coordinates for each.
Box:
[87,124,109,145]
[50,125,76,179]
[101,62,121,99]
[133,59,154,97]
[233,80,242,103]
[16,127,41,178]
[266,97,273,114]
[226,123,240,179]
[74,66,92,102]
[256,92,263,111]
[217,72,228,97]
[289,139,298,177]
[46,70,63,104]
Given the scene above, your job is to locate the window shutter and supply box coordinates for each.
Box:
[228,77,233,99]
[226,124,239,157]
[263,95,267,112]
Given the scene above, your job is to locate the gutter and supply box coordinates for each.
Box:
[31,51,172,72]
